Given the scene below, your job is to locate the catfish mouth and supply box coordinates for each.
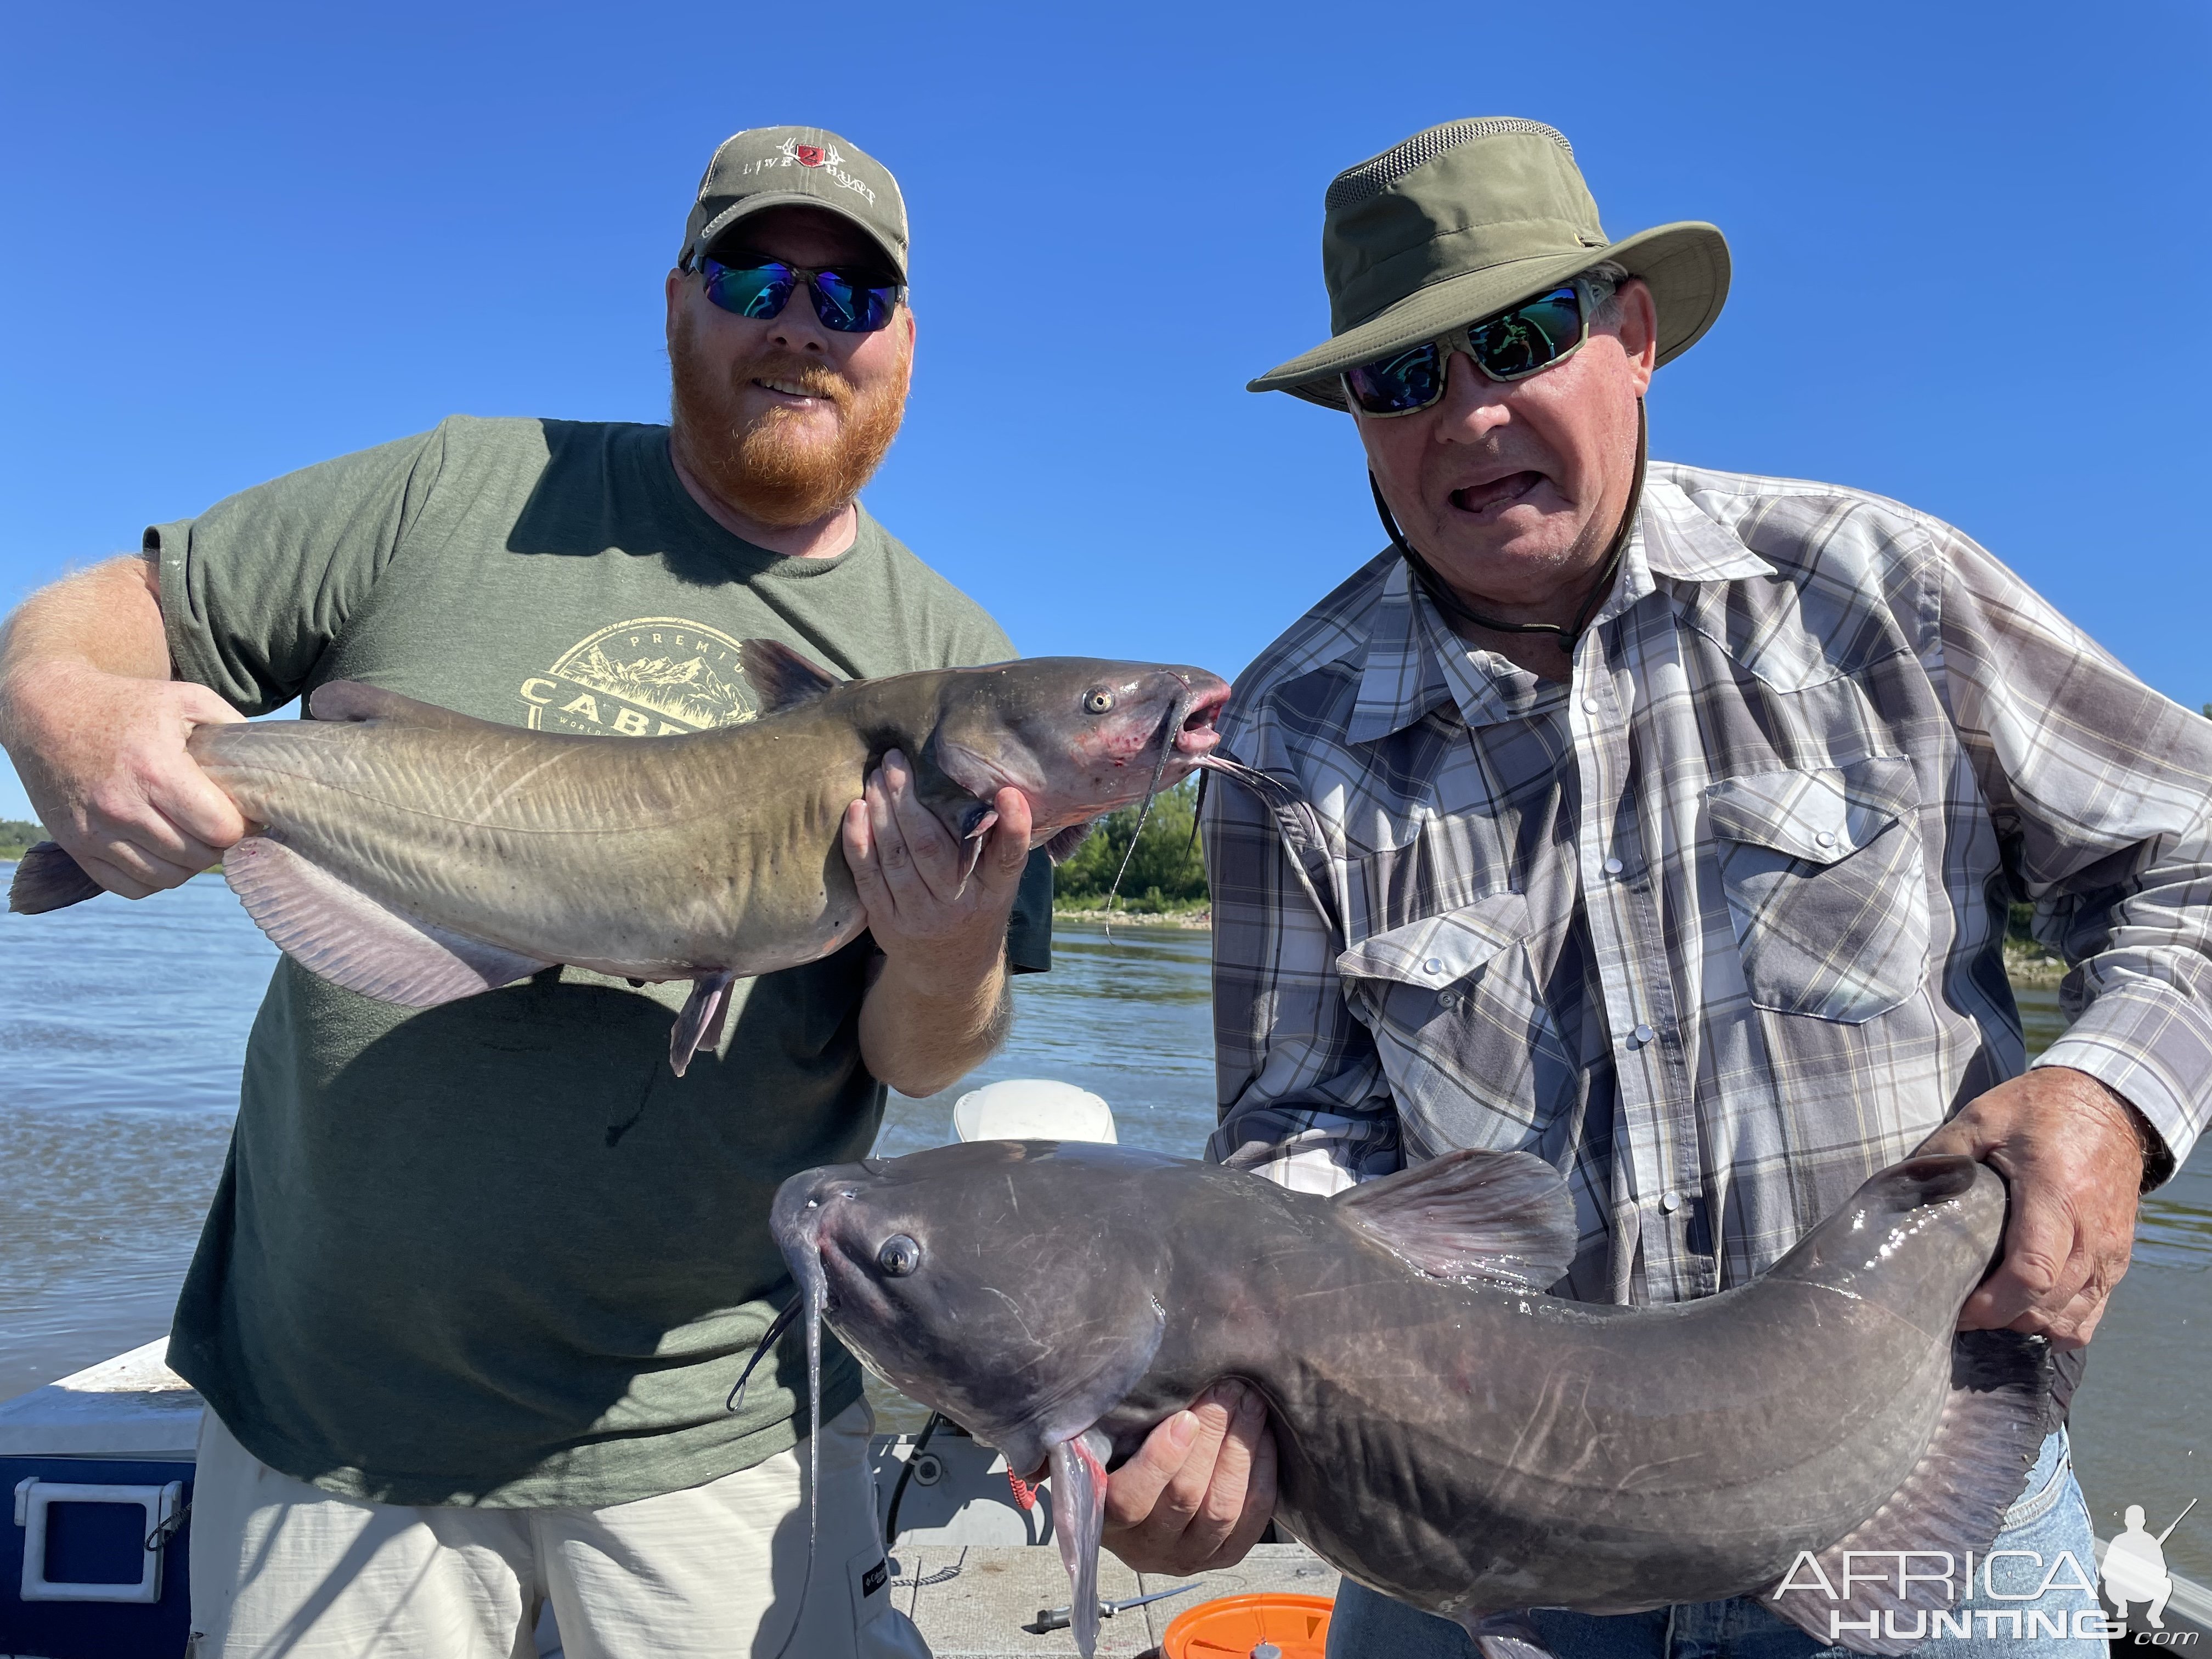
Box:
[1172,679,1228,758]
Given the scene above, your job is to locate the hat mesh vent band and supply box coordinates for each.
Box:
[1324,118,1575,211]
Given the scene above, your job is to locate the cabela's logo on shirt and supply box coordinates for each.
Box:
[520,619,759,735]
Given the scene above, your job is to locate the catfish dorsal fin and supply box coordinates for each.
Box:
[740,639,842,715]
[308,680,502,732]
[1334,1148,1577,1289]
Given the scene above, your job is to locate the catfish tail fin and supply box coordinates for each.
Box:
[8,841,105,915]
[1764,1329,2054,1654]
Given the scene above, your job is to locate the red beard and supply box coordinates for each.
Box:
[668,311,911,528]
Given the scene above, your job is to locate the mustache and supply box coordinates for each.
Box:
[735,351,855,415]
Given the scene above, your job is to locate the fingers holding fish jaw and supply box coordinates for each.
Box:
[1099,1380,1279,1576]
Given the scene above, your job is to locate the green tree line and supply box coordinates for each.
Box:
[1,818,45,855]
[1052,778,1209,912]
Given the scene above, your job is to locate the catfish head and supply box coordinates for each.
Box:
[923,658,1231,850]
[770,1139,1173,1479]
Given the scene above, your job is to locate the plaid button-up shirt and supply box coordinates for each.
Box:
[1204,461,2212,1306]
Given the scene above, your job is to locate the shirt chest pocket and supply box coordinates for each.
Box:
[1704,757,1930,1024]
[1334,891,1561,1143]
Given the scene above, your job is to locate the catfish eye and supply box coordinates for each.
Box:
[877,1234,922,1277]
[1083,689,1114,714]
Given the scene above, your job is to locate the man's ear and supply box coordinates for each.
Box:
[664,268,687,346]
[1615,277,1659,396]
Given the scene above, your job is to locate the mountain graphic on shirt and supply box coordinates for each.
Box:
[563,644,753,728]
[522,618,761,735]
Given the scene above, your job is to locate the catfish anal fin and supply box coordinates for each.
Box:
[739,639,842,715]
[669,969,737,1077]
[223,836,550,1006]
[1046,1428,1111,1658]
[1334,1147,1578,1289]
[8,841,105,915]
[1764,1329,2054,1656]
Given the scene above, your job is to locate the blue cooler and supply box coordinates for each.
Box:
[0,1341,201,1659]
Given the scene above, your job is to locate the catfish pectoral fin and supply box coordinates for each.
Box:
[668,969,738,1077]
[223,836,551,1006]
[1468,1611,1558,1659]
[8,842,104,914]
[1046,1429,1113,1659]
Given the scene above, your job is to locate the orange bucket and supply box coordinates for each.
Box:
[1161,1591,1334,1658]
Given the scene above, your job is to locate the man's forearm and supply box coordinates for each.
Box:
[0,555,168,707]
[858,947,1012,1098]
[0,553,246,897]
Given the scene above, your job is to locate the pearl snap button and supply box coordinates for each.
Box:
[1815,830,1837,848]
[1423,957,1444,975]
[1602,856,1624,876]
[1660,1190,1684,1214]
[1582,697,1601,714]
[1631,1023,1655,1046]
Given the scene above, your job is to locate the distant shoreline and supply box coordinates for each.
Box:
[1053,904,1210,931]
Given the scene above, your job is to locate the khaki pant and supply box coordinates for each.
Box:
[187,1402,930,1659]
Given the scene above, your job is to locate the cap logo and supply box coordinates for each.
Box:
[738,136,879,208]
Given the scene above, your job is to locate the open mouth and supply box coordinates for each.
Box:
[754,376,829,405]
[1172,680,1230,757]
[1450,471,1544,516]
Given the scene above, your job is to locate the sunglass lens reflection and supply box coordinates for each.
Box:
[705,260,798,320]
[811,270,898,333]
[1344,342,1448,414]
[1466,287,1582,380]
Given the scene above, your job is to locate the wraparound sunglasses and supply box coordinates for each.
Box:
[1343,278,1610,416]
[698,256,905,334]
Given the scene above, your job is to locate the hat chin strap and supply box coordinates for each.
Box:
[1371,403,1647,646]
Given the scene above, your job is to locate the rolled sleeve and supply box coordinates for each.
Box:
[1935,523,2212,1179]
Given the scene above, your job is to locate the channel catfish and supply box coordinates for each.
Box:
[8,643,1240,1073]
[771,1141,2052,1658]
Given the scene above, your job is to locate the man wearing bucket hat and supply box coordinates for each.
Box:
[0,126,1047,1656]
[1099,118,2211,1657]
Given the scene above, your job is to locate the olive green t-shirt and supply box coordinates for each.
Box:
[155,414,1049,1506]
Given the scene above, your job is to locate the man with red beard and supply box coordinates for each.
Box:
[0,127,1034,1657]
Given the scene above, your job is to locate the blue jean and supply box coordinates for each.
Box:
[1327,1430,2106,1659]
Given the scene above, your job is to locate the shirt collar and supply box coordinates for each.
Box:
[1344,476,1775,744]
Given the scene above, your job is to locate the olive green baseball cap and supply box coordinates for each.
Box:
[1250,117,1729,409]
[679,126,911,280]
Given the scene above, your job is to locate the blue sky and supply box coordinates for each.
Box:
[4,1,2207,822]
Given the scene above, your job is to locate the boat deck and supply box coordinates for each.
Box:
[892,1541,1337,1656]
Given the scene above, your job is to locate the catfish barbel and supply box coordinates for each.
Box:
[9,642,1248,1073]
[773,1141,2053,1658]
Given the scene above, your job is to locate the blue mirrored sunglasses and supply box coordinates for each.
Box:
[1342,282,1597,416]
[698,256,904,334]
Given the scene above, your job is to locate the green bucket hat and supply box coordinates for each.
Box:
[1250,117,1729,409]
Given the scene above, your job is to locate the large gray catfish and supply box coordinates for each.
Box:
[770,1141,2052,1658]
[9,644,1240,1073]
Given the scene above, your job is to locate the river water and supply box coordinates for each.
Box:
[1,871,2204,1579]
